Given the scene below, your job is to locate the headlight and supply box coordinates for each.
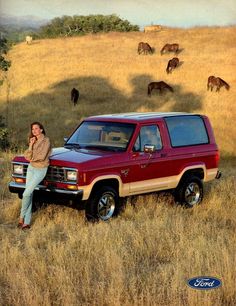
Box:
[66,170,77,182]
[13,164,24,175]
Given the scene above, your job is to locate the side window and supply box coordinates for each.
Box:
[133,125,162,152]
[165,116,209,147]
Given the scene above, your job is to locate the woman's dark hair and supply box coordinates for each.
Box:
[29,121,46,140]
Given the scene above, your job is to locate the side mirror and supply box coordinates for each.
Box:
[144,144,156,153]
[64,137,68,143]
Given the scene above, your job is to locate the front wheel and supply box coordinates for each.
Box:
[85,186,121,222]
[175,176,203,207]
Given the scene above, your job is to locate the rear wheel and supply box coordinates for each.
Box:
[175,176,203,207]
[85,186,121,222]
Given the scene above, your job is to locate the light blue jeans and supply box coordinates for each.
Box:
[20,164,48,225]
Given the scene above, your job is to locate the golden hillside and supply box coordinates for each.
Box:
[0,27,236,306]
[0,26,236,156]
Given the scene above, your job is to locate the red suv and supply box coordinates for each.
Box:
[9,112,221,221]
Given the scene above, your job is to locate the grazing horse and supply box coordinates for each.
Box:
[166,57,179,74]
[160,43,179,55]
[26,35,33,44]
[144,25,162,32]
[207,76,230,92]
[138,42,153,55]
[147,81,174,96]
[71,88,80,105]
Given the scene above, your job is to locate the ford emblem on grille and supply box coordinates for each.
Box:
[187,276,222,290]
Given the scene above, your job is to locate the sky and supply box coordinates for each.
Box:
[0,0,236,28]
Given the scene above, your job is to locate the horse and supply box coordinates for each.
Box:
[147,81,174,96]
[207,76,230,92]
[166,57,179,74]
[160,43,179,55]
[137,42,153,55]
[26,35,33,44]
[71,88,80,105]
[144,25,162,32]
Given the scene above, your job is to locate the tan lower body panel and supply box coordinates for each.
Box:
[81,167,218,200]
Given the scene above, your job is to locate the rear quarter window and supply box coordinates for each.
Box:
[165,116,209,147]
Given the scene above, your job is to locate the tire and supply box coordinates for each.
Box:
[175,176,203,207]
[85,186,121,222]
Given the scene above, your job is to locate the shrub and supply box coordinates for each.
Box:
[0,37,11,86]
[0,116,10,151]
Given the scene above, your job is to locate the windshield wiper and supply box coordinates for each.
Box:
[64,143,80,148]
[83,145,101,150]
[83,145,123,152]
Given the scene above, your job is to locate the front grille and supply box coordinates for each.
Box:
[23,164,28,177]
[46,166,66,182]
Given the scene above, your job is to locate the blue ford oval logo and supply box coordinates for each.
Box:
[187,276,222,290]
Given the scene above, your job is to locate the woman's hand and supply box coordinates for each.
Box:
[29,136,37,146]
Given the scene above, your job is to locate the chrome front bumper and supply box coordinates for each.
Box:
[8,181,83,196]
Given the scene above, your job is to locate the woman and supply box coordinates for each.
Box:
[18,122,51,230]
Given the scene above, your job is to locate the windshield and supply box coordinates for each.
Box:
[65,121,136,152]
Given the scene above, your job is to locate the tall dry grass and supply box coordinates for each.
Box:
[0,27,236,305]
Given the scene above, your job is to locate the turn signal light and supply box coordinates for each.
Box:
[66,185,78,190]
[14,178,25,184]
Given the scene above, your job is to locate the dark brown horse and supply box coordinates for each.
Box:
[147,81,174,96]
[138,42,153,55]
[166,57,179,74]
[71,87,80,105]
[207,76,230,92]
[160,43,179,55]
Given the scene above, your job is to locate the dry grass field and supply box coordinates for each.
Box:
[0,27,236,305]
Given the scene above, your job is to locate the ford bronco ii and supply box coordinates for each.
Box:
[9,112,221,221]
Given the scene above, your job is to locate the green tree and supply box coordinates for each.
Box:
[0,38,11,73]
[0,37,11,90]
[38,14,139,38]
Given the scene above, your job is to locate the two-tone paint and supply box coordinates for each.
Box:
[9,112,220,202]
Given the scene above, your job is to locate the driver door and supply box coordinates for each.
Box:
[129,124,170,194]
